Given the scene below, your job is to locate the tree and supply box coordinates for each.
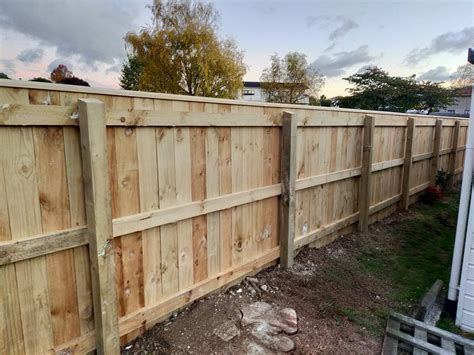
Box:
[30,77,52,83]
[416,81,456,114]
[58,77,90,86]
[125,0,246,98]
[451,63,474,89]
[50,64,73,82]
[0,72,10,79]
[319,94,332,107]
[337,66,455,113]
[120,55,143,90]
[260,52,324,104]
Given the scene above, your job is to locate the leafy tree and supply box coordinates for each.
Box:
[50,64,73,82]
[30,77,52,83]
[319,94,332,107]
[125,0,246,98]
[120,55,143,90]
[0,72,10,79]
[58,77,90,86]
[337,66,455,113]
[451,63,474,89]
[309,94,331,106]
[260,52,324,104]
[416,81,456,114]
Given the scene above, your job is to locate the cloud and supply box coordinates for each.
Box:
[417,66,454,81]
[16,48,44,63]
[329,16,358,40]
[0,1,144,68]
[106,63,122,74]
[310,45,376,77]
[306,15,358,40]
[0,59,15,76]
[406,26,474,65]
[324,42,336,52]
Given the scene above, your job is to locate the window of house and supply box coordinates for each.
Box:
[447,109,455,114]
[465,110,470,115]
[243,89,255,95]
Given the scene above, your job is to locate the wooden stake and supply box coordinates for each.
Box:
[279,111,297,268]
[430,119,443,185]
[78,99,119,354]
[358,115,375,233]
[401,117,415,210]
[448,120,461,189]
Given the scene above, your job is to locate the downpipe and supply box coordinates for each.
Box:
[446,84,474,314]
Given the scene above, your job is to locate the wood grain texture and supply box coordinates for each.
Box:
[0,83,466,353]
[280,111,297,268]
[78,99,119,354]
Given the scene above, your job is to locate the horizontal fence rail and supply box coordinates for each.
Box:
[0,81,468,354]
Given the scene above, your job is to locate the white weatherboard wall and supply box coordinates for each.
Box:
[456,85,474,331]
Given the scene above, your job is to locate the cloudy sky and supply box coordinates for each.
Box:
[0,0,472,97]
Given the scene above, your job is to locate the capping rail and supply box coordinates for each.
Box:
[0,94,467,354]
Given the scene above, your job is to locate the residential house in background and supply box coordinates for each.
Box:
[435,86,471,117]
[238,81,310,104]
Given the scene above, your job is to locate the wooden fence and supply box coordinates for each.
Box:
[0,81,467,354]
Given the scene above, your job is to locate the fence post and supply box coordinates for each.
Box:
[358,114,374,233]
[280,110,297,268]
[448,120,461,189]
[78,99,119,354]
[401,117,415,210]
[430,119,443,185]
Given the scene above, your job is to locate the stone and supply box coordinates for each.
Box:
[241,302,273,326]
[240,302,298,352]
[213,320,241,342]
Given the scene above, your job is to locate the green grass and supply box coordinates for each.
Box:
[340,191,462,336]
[361,192,459,305]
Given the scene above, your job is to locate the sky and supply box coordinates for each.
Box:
[0,0,472,97]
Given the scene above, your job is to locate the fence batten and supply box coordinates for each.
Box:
[0,82,467,353]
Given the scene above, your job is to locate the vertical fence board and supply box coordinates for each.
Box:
[156,127,179,297]
[174,127,194,289]
[137,127,162,306]
[191,127,208,282]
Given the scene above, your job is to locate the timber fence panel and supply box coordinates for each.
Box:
[0,82,467,353]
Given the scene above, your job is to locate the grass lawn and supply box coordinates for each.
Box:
[352,190,474,338]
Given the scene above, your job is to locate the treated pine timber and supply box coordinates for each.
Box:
[113,184,281,237]
[55,247,280,354]
[0,227,87,265]
[401,118,415,210]
[78,98,119,354]
[0,103,78,125]
[280,111,297,268]
[413,152,433,162]
[295,167,361,191]
[371,158,404,172]
[358,115,374,233]
[430,119,443,185]
[449,120,461,188]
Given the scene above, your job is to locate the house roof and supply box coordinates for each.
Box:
[243,81,261,88]
[456,86,472,97]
